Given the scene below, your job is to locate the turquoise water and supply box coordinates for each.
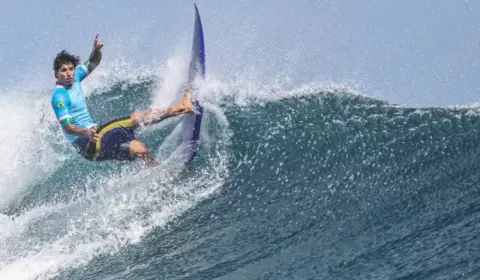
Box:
[1,76,480,279]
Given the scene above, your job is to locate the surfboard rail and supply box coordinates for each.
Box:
[181,3,205,164]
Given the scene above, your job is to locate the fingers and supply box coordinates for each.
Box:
[88,128,99,143]
[90,135,98,143]
[93,33,104,49]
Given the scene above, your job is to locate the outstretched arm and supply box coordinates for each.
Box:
[84,33,104,72]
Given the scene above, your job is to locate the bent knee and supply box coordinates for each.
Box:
[129,140,149,156]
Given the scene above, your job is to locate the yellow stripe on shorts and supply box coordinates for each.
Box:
[92,117,135,161]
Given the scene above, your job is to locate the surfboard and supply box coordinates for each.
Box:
[181,3,205,164]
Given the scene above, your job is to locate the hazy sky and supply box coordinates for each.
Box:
[0,0,478,107]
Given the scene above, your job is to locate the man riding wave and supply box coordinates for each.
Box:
[51,34,192,166]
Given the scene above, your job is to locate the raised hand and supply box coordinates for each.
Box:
[93,33,104,50]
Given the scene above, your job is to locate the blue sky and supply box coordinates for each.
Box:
[0,0,478,107]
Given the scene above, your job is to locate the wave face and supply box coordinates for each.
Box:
[1,77,480,280]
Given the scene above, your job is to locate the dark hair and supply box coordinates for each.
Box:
[53,50,80,77]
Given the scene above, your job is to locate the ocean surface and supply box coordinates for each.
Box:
[1,73,480,280]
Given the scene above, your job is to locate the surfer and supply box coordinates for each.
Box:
[51,34,193,166]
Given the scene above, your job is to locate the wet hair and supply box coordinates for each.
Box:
[53,50,80,77]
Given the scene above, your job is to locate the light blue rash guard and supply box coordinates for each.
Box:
[51,64,97,143]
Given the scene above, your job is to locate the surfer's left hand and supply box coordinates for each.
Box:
[93,33,104,50]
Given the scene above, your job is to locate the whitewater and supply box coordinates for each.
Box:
[1,5,480,280]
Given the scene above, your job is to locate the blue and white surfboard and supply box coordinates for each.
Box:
[181,3,205,164]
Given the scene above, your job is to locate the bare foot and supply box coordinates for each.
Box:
[181,89,193,113]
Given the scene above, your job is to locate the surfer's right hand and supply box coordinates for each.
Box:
[87,128,99,143]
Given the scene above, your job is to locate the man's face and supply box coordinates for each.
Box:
[56,62,74,86]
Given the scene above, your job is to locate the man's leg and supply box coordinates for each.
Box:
[129,140,157,167]
[131,90,193,127]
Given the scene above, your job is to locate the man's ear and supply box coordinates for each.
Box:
[54,72,58,79]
